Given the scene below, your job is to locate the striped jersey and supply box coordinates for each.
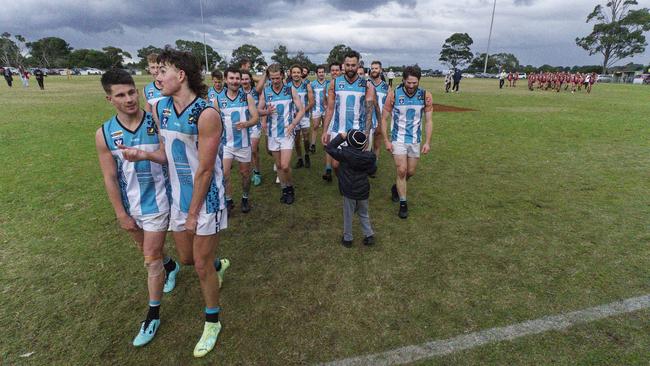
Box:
[371,79,389,129]
[157,96,226,213]
[311,79,328,115]
[207,86,226,107]
[101,111,169,216]
[330,75,367,134]
[263,84,295,138]
[143,82,164,106]
[290,80,310,118]
[215,89,251,149]
[242,86,261,131]
[390,86,426,144]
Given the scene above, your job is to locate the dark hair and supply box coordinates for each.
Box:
[239,57,251,66]
[402,65,422,80]
[329,61,341,70]
[224,66,241,78]
[316,64,326,72]
[267,63,282,74]
[101,68,135,94]
[240,69,255,87]
[157,46,207,97]
[371,60,382,67]
[343,50,361,61]
[211,69,223,79]
[289,64,302,73]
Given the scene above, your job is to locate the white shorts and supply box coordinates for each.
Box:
[392,141,420,158]
[170,207,228,236]
[267,135,295,152]
[223,145,252,163]
[249,125,262,139]
[298,116,310,129]
[133,212,170,232]
[311,111,323,120]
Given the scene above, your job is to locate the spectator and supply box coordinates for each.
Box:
[34,68,45,90]
[387,69,395,87]
[499,70,506,89]
[444,70,453,93]
[2,67,12,87]
[452,68,462,93]
[18,66,29,88]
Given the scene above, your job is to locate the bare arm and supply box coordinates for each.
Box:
[422,91,434,154]
[364,82,376,138]
[143,87,152,113]
[95,129,138,232]
[185,108,223,233]
[255,73,267,94]
[306,83,315,113]
[382,90,395,151]
[236,94,259,130]
[321,81,336,145]
[288,88,305,135]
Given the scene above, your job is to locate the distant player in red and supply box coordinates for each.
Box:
[513,72,519,87]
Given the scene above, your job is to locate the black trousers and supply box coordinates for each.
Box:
[452,81,460,92]
[37,78,44,90]
[499,79,504,89]
[388,79,393,87]
[4,76,12,87]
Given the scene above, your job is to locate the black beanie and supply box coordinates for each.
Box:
[346,129,367,150]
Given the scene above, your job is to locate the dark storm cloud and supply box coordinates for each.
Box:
[326,0,416,11]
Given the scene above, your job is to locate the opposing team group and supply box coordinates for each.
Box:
[526,71,598,93]
[95,47,432,356]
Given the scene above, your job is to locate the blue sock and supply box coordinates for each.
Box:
[205,306,220,323]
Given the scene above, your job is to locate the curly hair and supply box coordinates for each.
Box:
[157,45,207,98]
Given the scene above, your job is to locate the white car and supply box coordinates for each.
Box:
[518,73,527,79]
[461,73,475,78]
[87,68,104,75]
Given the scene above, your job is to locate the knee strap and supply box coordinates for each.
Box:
[144,256,164,278]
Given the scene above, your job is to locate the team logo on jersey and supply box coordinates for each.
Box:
[267,95,273,102]
[148,90,154,98]
[111,130,124,138]
[338,83,345,89]
[113,137,124,146]
[418,93,425,100]
[398,96,405,105]
[147,126,156,135]
[358,80,365,87]
[240,96,247,103]
[283,88,291,96]
[221,101,227,108]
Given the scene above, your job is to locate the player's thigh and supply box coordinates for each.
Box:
[407,156,419,175]
[393,153,408,171]
[193,233,219,265]
[142,230,167,257]
[222,157,234,177]
[280,148,293,167]
[238,160,251,176]
[129,229,145,251]
[173,230,194,263]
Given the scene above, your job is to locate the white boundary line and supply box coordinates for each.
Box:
[320,294,650,366]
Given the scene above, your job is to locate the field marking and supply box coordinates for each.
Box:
[320,294,650,366]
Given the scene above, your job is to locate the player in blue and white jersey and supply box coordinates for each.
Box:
[321,61,342,182]
[381,65,433,219]
[214,67,259,214]
[321,50,376,181]
[289,64,314,169]
[309,65,328,154]
[143,53,165,113]
[369,60,390,161]
[207,69,226,106]
[120,48,230,357]
[95,69,179,347]
[241,70,264,186]
[257,63,305,204]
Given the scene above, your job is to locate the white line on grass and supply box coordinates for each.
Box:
[321,294,650,366]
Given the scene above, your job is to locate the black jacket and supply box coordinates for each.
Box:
[325,134,377,200]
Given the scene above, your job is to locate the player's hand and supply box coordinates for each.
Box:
[118,145,146,161]
[421,143,430,154]
[286,123,296,137]
[385,141,393,152]
[184,214,198,234]
[235,121,247,130]
[118,214,138,232]
[321,132,330,146]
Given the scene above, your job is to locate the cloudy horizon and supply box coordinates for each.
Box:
[3,0,649,70]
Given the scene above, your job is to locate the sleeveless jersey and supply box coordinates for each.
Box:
[242,86,261,131]
[390,86,426,144]
[290,80,310,118]
[263,84,294,138]
[330,75,367,134]
[371,79,389,129]
[311,79,328,116]
[207,86,226,107]
[215,89,251,149]
[101,112,169,216]
[157,96,225,213]
[143,82,164,106]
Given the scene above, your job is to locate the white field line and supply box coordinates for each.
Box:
[320,294,650,366]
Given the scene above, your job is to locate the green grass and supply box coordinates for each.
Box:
[2,76,650,365]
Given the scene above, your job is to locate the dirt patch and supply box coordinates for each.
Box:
[432,103,476,112]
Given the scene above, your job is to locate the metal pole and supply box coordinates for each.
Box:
[483,0,497,74]
[199,0,209,73]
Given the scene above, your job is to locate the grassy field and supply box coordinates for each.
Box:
[2,75,650,365]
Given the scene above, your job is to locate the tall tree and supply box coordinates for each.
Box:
[439,33,474,69]
[102,46,131,68]
[576,0,650,73]
[67,49,112,68]
[136,45,163,68]
[326,44,354,65]
[26,37,72,68]
[0,33,24,67]
[175,39,222,70]
[289,51,316,71]
[271,44,291,70]
[231,44,267,71]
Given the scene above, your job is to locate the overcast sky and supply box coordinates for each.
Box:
[2,0,649,69]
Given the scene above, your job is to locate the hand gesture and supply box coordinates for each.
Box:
[235,121,247,130]
[118,145,146,161]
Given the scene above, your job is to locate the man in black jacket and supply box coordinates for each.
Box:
[325,129,376,247]
[3,67,13,87]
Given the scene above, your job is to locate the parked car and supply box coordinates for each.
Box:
[518,73,527,79]
[3,66,19,75]
[597,74,613,83]
[461,73,475,78]
[86,67,104,75]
